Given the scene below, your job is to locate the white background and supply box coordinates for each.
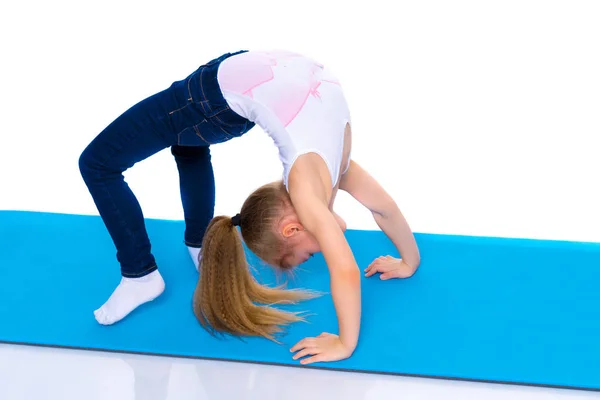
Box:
[1,0,599,399]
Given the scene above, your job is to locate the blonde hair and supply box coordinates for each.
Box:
[192,181,317,342]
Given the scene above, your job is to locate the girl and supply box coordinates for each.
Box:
[79,50,420,365]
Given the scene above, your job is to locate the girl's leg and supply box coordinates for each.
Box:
[171,145,216,270]
[79,89,177,325]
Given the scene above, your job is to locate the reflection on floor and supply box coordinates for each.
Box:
[0,344,596,400]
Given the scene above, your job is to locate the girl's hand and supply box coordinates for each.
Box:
[365,256,417,280]
[290,333,353,365]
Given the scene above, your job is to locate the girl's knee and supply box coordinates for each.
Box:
[78,145,107,180]
[78,148,92,177]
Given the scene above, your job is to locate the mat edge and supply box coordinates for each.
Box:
[2,209,599,246]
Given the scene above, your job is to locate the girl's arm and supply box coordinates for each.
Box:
[287,154,361,364]
[340,160,421,273]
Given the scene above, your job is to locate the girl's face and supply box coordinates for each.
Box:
[278,228,321,269]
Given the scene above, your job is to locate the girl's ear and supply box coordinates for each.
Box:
[281,222,304,238]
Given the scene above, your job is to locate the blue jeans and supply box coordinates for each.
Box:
[79,51,254,278]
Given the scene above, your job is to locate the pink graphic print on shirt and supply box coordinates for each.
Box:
[218,51,339,127]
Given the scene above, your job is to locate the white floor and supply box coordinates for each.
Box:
[0,343,597,400]
[2,0,600,398]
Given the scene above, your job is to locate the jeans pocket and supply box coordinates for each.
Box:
[215,118,254,139]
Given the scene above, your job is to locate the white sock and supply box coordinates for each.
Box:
[188,246,202,271]
[94,270,165,325]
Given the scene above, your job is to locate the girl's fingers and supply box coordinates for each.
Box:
[292,347,319,360]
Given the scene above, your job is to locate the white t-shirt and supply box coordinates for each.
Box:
[216,50,351,190]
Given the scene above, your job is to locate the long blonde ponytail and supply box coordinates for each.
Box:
[192,215,316,342]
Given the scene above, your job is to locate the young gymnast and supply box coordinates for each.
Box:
[79,50,420,364]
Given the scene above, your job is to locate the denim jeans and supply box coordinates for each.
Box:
[79,51,254,278]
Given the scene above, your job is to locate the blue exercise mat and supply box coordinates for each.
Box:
[0,210,599,391]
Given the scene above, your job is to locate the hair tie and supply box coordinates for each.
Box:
[231,213,242,227]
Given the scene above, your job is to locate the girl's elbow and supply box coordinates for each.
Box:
[334,212,347,232]
[334,267,362,286]
[348,268,363,287]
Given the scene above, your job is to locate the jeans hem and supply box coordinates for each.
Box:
[122,264,158,278]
